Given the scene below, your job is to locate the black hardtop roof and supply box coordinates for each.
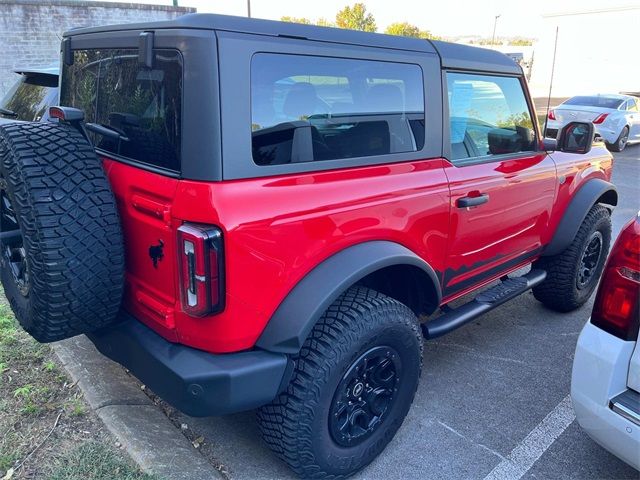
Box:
[64,13,521,75]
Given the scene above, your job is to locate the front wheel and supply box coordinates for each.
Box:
[606,126,629,152]
[258,287,423,479]
[533,204,611,312]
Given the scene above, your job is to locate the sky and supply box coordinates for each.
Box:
[96,0,640,38]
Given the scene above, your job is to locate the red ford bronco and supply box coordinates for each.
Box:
[0,14,617,478]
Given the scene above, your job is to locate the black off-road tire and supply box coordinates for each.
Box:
[0,122,124,342]
[532,204,611,312]
[257,286,423,479]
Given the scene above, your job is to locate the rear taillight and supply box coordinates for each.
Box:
[591,217,640,340]
[177,224,224,317]
[592,113,609,124]
[548,109,556,120]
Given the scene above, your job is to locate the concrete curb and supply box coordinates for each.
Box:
[54,335,222,480]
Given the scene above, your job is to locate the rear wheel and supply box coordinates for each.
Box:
[0,122,124,342]
[257,287,422,479]
[532,204,611,312]
[607,126,629,152]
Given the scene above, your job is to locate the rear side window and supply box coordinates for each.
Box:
[564,96,624,109]
[251,53,424,166]
[61,49,182,172]
[0,74,58,122]
[446,72,536,163]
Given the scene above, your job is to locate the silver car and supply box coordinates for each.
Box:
[0,65,59,126]
[545,94,640,152]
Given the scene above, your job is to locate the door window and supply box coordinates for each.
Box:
[61,49,183,172]
[446,72,536,163]
[626,99,639,112]
[251,53,424,166]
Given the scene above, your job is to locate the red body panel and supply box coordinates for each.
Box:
[105,158,450,353]
[103,143,613,354]
[442,153,556,300]
[544,145,614,245]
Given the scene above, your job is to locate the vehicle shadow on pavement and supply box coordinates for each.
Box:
[181,291,638,480]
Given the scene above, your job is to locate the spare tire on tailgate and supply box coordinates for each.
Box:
[0,122,124,342]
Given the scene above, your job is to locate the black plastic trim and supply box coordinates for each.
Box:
[255,241,442,354]
[543,178,618,256]
[423,269,546,339]
[138,31,154,68]
[87,313,288,417]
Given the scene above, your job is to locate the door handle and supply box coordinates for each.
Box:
[457,193,489,208]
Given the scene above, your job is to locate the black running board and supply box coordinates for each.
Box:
[422,269,547,339]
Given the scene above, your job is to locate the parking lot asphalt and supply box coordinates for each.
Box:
[175,144,640,480]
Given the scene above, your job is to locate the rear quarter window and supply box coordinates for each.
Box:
[251,53,424,166]
[61,49,183,172]
[0,74,58,122]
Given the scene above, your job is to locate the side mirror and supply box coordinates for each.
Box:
[556,121,595,154]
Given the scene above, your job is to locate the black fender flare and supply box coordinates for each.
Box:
[543,178,617,257]
[255,241,442,355]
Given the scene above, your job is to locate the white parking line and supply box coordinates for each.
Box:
[483,394,575,480]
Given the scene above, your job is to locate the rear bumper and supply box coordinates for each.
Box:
[87,313,289,417]
[571,321,640,470]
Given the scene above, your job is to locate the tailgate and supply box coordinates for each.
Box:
[105,159,181,338]
[555,108,601,124]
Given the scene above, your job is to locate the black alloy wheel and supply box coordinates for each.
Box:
[329,345,402,447]
[576,230,603,290]
[0,176,28,296]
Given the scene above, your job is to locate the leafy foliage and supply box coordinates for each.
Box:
[385,22,440,39]
[509,38,533,46]
[385,22,420,37]
[497,111,534,130]
[335,3,377,32]
[280,16,312,24]
[316,18,335,27]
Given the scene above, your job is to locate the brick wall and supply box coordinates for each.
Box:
[0,0,195,93]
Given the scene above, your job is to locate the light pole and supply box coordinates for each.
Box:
[247,0,251,18]
[491,14,501,45]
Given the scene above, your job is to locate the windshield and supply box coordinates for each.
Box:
[563,96,624,109]
[0,74,58,121]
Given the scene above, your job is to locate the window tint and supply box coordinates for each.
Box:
[627,99,639,112]
[251,53,424,166]
[446,72,535,162]
[0,74,58,122]
[61,49,182,172]
[564,96,624,109]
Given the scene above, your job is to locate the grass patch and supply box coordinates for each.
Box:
[49,442,158,480]
[0,294,159,479]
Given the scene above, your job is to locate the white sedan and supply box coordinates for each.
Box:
[572,214,640,470]
[545,94,640,152]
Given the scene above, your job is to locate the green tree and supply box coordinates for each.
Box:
[316,17,335,27]
[385,22,439,40]
[509,38,533,46]
[280,16,312,24]
[335,3,377,32]
[385,22,421,37]
[419,30,440,40]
